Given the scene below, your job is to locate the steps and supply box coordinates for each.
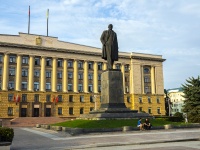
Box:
[8,117,69,127]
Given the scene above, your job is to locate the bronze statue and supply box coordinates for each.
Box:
[100,24,118,69]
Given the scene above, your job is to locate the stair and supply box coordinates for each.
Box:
[7,117,70,127]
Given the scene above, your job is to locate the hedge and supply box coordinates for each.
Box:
[0,127,14,142]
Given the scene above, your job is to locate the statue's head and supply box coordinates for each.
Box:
[108,24,113,30]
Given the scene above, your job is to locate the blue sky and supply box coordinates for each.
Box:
[0,0,200,89]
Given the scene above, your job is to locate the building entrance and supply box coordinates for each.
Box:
[46,108,51,117]
[21,108,27,117]
[33,108,39,117]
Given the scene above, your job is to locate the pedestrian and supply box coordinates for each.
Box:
[137,118,144,131]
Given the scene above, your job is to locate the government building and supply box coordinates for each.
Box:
[0,33,165,118]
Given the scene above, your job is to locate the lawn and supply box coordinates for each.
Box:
[51,118,186,129]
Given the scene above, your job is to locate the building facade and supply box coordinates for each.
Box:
[0,33,165,118]
[167,88,185,116]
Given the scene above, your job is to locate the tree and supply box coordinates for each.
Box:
[182,76,200,123]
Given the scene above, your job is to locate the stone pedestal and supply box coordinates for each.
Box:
[79,70,150,119]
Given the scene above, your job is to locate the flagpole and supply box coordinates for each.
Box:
[47,9,49,36]
[28,6,30,34]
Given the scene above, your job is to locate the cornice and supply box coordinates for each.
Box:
[131,56,166,62]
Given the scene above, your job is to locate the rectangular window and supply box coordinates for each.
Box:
[69,95,73,102]
[125,76,129,82]
[98,63,102,70]
[78,73,83,80]
[90,107,94,111]
[69,107,73,115]
[35,58,40,65]
[90,96,94,102]
[157,107,161,114]
[148,97,151,103]
[0,55,3,62]
[22,57,28,64]
[139,107,143,112]
[46,83,51,90]
[144,76,150,83]
[148,107,152,114]
[88,84,93,92]
[22,94,27,102]
[8,94,14,101]
[34,70,40,77]
[46,95,51,102]
[9,68,15,76]
[78,61,83,69]
[58,107,62,115]
[22,68,28,77]
[127,96,131,103]
[126,86,129,93]
[57,71,62,79]
[98,85,101,92]
[88,73,93,80]
[8,107,13,116]
[116,64,120,69]
[78,84,83,92]
[9,56,16,63]
[80,95,84,102]
[34,82,39,91]
[57,60,62,67]
[34,94,39,102]
[68,60,73,67]
[68,72,73,79]
[0,67,2,76]
[98,74,101,81]
[144,86,151,94]
[46,59,51,66]
[80,108,84,114]
[58,95,62,102]
[46,70,51,78]
[139,97,142,103]
[125,65,129,72]
[22,82,27,90]
[68,84,73,91]
[88,62,93,69]
[157,97,160,103]
[8,82,14,89]
[57,84,62,91]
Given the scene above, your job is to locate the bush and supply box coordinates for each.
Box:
[0,127,14,142]
[167,112,184,122]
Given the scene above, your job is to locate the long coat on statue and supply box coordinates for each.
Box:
[100,30,118,61]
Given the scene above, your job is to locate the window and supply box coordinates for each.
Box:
[8,94,14,101]
[116,64,120,69]
[148,97,151,103]
[78,84,83,92]
[69,95,73,102]
[34,94,39,102]
[0,55,2,62]
[22,57,28,64]
[58,107,62,115]
[46,59,51,66]
[98,63,102,70]
[9,56,16,63]
[34,70,40,77]
[22,94,27,102]
[46,95,51,102]
[148,107,152,114]
[0,67,2,76]
[57,71,62,79]
[69,107,73,115]
[144,67,150,74]
[88,84,93,92]
[98,85,101,92]
[58,95,62,102]
[22,68,28,77]
[68,60,73,67]
[90,107,94,111]
[68,72,73,79]
[98,74,101,81]
[157,97,160,103]
[8,81,14,89]
[125,76,129,82]
[34,82,39,91]
[144,76,150,83]
[78,61,83,69]
[157,107,161,114]
[125,86,129,93]
[90,96,94,102]
[9,68,15,76]
[88,73,93,80]
[46,70,51,78]
[57,60,62,67]
[88,62,93,69]
[139,107,143,112]
[80,108,84,114]
[127,96,131,103]
[125,65,129,72]
[144,86,151,94]
[80,95,84,102]
[8,107,13,116]
[139,97,142,103]
[35,58,40,65]
[21,82,27,90]
[46,83,51,90]
[57,84,62,91]
[68,84,73,91]
[78,73,83,80]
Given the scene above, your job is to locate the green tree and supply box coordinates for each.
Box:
[182,76,200,123]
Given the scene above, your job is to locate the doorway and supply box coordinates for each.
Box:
[46,108,51,117]
[33,108,39,117]
[21,108,27,117]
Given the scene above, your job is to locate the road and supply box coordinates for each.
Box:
[11,128,200,150]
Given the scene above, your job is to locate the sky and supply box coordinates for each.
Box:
[0,0,200,89]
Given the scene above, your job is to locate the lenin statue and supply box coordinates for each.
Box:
[100,24,118,69]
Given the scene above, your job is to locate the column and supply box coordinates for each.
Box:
[129,60,134,94]
[51,57,57,92]
[2,53,9,91]
[141,65,144,94]
[103,62,107,70]
[121,63,126,94]
[93,61,98,93]
[62,59,68,92]
[83,60,88,93]
[28,55,34,91]
[40,57,46,92]
[73,59,78,93]
[15,55,22,91]
[151,66,155,94]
